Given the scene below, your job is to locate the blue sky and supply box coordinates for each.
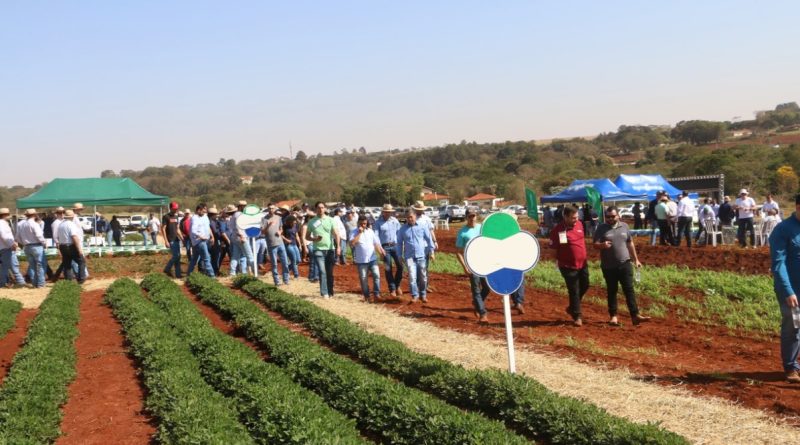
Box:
[2,1,798,186]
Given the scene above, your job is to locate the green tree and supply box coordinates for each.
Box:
[295,150,307,161]
[671,120,727,145]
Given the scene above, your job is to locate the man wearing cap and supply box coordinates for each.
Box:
[412,201,438,292]
[187,203,215,277]
[654,195,674,246]
[769,193,800,383]
[306,202,340,298]
[16,209,47,288]
[263,204,290,286]
[374,204,403,297]
[735,189,756,248]
[57,210,86,283]
[161,202,184,278]
[0,208,26,287]
[398,210,435,303]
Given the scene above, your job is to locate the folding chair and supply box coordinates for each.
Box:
[703,219,723,246]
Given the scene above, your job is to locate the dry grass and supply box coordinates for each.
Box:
[282,278,800,445]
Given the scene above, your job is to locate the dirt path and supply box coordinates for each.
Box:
[0,309,37,384]
[317,261,799,421]
[278,277,799,445]
[56,289,156,445]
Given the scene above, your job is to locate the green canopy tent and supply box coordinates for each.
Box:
[16,178,167,208]
[16,178,168,239]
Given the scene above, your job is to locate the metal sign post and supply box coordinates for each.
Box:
[501,294,516,373]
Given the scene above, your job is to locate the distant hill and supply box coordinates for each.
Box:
[4,102,799,211]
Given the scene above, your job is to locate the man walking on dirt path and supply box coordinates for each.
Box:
[549,205,589,327]
[0,208,25,288]
[735,189,756,248]
[374,204,403,297]
[769,193,800,383]
[161,201,184,278]
[306,202,340,298]
[398,210,435,303]
[593,206,650,326]
[456,208,491,323]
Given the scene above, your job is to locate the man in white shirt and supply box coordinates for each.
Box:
[57,210,86,283]
[187,203,215,277]
[0,208,25,287]
[675,191,696,247]
[333,208,348,265]
[147,213,161,245]
[762,194,781,221]
[735,188,757,248]
[50,207,66,280]
[16,209,47,288]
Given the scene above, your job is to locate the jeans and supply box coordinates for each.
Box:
[382,245,403,291]
[601,261,639,318]
[649,219,659,245]
[23,244,45,287]
[150,231,158,244]
[313,249,335,296]
[737,217,755,247]
[778,294,800,372]
[164,239,183,278]
[657,219,674,246]
[229,239,254,276]
[0,248,25,286]
[183,237,192,259]
[256,238,267,267]
[560,264,589,320]
[512,283,525,306]
[676,216,692,247]
[188,241,214,277]
[59,244,85,283]
[268,243,290,285]
[285,244,301,278]
[209,241,221,276]
[338,239,348,264]
[106,231,113,247]
[357,260,381,298]
[405,256,428,299]
[307,244,319,281]
[142,231,148,247]
[470,274,490,315]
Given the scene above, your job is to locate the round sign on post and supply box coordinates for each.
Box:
[463,212,540,373]
[236,205,264,277]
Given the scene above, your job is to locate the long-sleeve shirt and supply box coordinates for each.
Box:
[770,214,800,300]
[15,218,46,246]
[374,216,401,245]
[398,223,434,260]
[0,219,14,249]
[190,214,211,246]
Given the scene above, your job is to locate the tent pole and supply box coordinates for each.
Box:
[93,205,97,238]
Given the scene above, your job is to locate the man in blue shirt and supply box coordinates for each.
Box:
[456,208,490,322]
[374,204,403,297]
[187,203,215,277]
[398,210,435,303]
[769,193,800,383]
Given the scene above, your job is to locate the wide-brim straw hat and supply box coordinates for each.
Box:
[24,209,38,216]
[208,207,219,214]
[73,202,84,211]
[224,204,238,214]
[55,206,65,213]
[381,204,394,212]
[237,200,248,206]
[64,209,75,218]
[411,200,426,211]
[0,208,9,215]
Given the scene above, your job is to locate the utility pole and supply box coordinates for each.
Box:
[289,141,293,160]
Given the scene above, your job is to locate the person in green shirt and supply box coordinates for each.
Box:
[305,202,341,298]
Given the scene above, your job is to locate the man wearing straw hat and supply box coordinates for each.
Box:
[50,207,67,281]
[412,200,437,292]
[229,200,255,276]
[0,208,26,287]
[57,210,86,283]
[16,209,47,288]
[374,204,403,297]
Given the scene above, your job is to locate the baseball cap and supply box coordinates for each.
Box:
[169,201,179,210]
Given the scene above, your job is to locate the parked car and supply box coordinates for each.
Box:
[502,205,526,216]
[76,216,94,233]
[129,214,147,229]
[424,206,436,219]
[438,205,466,222]
[116,215,132,229]
[394,207,408,223]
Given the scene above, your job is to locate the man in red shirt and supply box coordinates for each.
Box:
[549,205,589,326]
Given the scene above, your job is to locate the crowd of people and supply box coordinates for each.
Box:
[540,189,781,249]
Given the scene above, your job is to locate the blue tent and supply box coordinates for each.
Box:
[540,178,647,203]
[614,174,690,200]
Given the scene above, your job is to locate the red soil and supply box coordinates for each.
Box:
[0,309,36,384]
[56,289,156,445]
[319,261,799,424]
